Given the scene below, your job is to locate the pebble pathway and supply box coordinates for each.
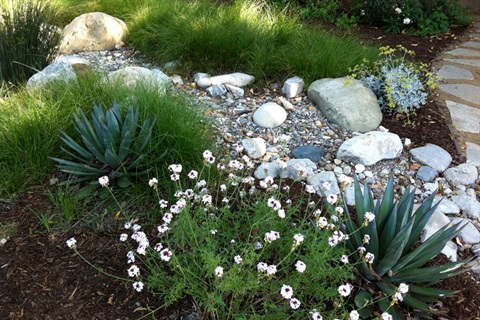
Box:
[434,15,480,166]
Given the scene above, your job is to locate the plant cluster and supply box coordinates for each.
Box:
[331,177,470,319]
[65,148,471,319]
[52,101,161,188]
[350,45,438,120]
[270,0,471,34]
[0,0,59,85]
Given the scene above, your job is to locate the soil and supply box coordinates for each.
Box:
[1,13,480,320]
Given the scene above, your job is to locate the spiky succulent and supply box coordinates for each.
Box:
[52,101,162,187]
[344,177,469,319]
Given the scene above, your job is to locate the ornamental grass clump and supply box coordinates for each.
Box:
[350,45,438,121]
[0,0,59,85]
[52,101,162,188]
[341,176,470,319]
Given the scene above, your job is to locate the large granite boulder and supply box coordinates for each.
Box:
[58,12,127,54]
[308,77,382,132]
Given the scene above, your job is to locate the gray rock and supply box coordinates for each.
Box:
[280,159,317,181]
[107,67,171,90]
[27,61,77,88]
[433,196,460,215]
[241,138,266,159]
[450,218,480,244]
[206,85,227,97]
[196,73,254,88]
[444,58,480,68]
[451,195,480,219]
[54,55,90,66]
[463,41,480,49]
[252,103,287,128]
[282,76,304,98]
[307,171,340,196]
[344,185,356,206]
[441,241,458,262]
[336,131,403,166]
[444,163,478,186]
[422,211,451,242]
[254,162,281,179]
[292,145,325,162]
[416,165,438,182]
[58,12,127,54]
[225,84,244,97]
[466,142,480,167]
[308,77,382,132]
[409,144,452,172]
[171,75,183,86]
[193,73,210,83]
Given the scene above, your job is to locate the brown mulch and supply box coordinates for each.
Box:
[1,20,480,320]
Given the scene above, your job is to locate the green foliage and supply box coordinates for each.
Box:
[0,0,59,85]
[413,11,449,36]
[122,0,377,84]
[350,45,438,120]
[344,176,470,318]
[0,71,215,198]
[52,101,160,188]
[118,155,354,319]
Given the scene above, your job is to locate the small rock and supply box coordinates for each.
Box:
[450,218,480,244]
[254,162,281,179]
[206,85,227,97]
[242,138,266,159]
[280,159,317,181]
[307,171,340,196]
[355,164,366,173]
[196,72,254,88]
[282,76,304,98]
[252,103,287,128]
[444,163,478,185]
[416,166,438,182]
[409,144,452,172]
[452,195,480,219]
[291,145,326,162]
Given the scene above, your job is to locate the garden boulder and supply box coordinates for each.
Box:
[58,12,127,54]
[336,131,403,166]
[27,61,77,88]
[308,77,382,132]
[107,67,171,90]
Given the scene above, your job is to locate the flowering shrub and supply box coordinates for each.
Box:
[115,152,358,318]
[350,45,438,120]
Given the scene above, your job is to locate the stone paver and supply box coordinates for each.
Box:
[433,14,480,161]
[438,84,480,105]
[445,101,480,133]
[466,142,480,167]
[444,58,480,67]
[463,41,480,49]
[445,48,480,57]
[438,65,474,80]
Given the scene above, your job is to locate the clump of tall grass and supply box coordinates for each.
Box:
[0,71,215,198]
[0,0,59,85]
[125,0,378,83]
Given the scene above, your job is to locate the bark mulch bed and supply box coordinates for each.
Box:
[1,22,480,320]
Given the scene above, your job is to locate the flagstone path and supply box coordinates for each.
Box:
[433,14,480,166]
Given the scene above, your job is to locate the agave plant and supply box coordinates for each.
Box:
[52,101,163,187]
[343,177,469,319]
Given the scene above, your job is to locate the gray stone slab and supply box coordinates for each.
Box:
[439,84,480,105]
[444,48,480,57]
[437,65,474,80]
[445,101,480,133]
[444,58,480,68]
[466,142,480,167]
[409,143,452,172]
[463,41,480,49]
